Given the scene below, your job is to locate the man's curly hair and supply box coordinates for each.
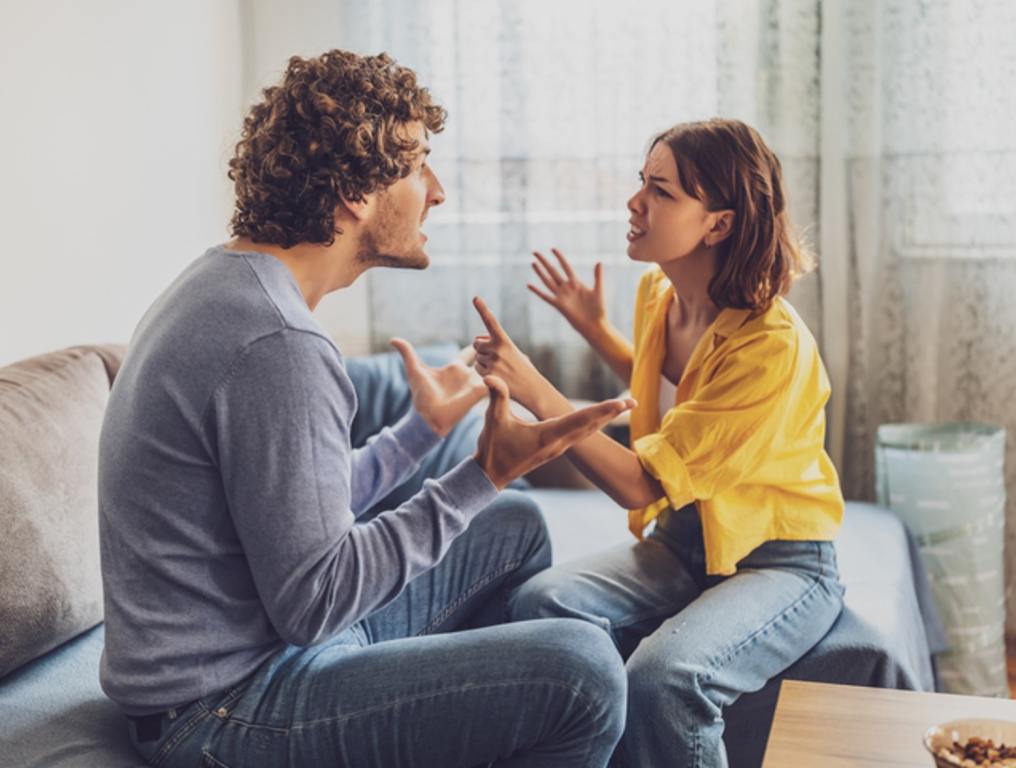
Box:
[228,50,447,248]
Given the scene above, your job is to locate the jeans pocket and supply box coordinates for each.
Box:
[147,706,212,768]
[201,750,233,768]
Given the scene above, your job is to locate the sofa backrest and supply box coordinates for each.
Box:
[0,345,125,678]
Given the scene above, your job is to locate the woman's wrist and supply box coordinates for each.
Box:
[577,316,612,345]
[529,379,574,420]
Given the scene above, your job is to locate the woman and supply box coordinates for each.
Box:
[472,118,845,767]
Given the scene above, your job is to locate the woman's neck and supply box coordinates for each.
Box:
[658,247,721,327]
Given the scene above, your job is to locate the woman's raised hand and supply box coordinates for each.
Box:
[528,248,606,336]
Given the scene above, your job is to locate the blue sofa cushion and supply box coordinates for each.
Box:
[0,626,142,768]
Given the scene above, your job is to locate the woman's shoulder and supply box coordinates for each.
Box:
[733,297,820,358]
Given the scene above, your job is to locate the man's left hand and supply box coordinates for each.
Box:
[390,339,487,437]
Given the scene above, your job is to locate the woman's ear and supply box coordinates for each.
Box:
[704,210,735,247]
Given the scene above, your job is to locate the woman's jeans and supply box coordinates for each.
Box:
[124,347,626,767]
[509,504,845,768]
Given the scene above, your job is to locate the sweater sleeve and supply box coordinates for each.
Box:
[209,330,498,646]
[348,408,442,517]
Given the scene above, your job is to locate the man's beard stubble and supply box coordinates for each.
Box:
[355,198,429,270]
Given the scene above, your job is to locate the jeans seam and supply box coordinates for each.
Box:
[285,677,598,731]
[419,558,522,635]
[218,718,291,735]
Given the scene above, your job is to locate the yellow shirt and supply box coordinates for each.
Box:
[628,268,844,576]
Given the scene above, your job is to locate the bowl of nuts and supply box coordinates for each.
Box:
[924,719,1016,767]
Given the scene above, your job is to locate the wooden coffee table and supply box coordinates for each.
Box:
[762,680,1016,767]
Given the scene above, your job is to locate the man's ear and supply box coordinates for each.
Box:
[338,193,372,223]
[704,210,735,247]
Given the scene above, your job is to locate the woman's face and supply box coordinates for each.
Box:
[626,142,716,264]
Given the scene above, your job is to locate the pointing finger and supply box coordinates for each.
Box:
[472,296,508,341]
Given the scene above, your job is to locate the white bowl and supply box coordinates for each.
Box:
[924,719,1016,766]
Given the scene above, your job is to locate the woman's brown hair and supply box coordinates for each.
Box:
[653,118,814,310]
[228,50,446,248]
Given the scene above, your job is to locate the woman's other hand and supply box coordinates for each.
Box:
[529,248,606,336]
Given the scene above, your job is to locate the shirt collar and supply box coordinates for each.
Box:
[711,306,755,341]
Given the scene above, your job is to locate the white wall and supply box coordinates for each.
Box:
[0,1,244,365]
[0,0,371,366]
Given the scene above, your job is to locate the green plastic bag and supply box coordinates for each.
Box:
[875,422,1008,697]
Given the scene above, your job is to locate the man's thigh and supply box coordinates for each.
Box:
[201,620,620,768]
[361,489,551,641]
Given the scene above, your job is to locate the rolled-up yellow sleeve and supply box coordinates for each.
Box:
[633,431,696,512]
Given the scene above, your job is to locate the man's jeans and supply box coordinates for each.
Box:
[509,504,845,768]
[126,347,626,767]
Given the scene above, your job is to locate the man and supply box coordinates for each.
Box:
[98,49,633,767]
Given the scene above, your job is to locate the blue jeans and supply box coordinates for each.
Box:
[126,347,626,767]
[509,504,845,768]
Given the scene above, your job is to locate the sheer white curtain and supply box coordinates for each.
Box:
[828,1,1016,631]
[335,0,823,398]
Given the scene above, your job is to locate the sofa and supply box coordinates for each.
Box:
[0,344,944,768]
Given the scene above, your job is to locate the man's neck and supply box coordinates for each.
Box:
[224,236,365,311]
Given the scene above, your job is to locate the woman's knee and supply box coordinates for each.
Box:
[625,637,720,722]
[506,567,581,621]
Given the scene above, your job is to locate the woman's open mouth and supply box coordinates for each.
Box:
[627,223,646,242]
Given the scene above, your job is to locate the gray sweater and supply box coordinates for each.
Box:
[98,246,497,714]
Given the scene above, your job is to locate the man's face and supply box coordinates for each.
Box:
[358,121,445,270]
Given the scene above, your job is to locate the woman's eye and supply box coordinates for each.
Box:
[654,186,671,199]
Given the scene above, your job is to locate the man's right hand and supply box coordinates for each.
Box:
[474,375,636,490]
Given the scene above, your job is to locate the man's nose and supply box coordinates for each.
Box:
[428,170,446,207]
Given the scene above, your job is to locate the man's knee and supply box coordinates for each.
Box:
[480,490,551,563]
[524,619,627,722]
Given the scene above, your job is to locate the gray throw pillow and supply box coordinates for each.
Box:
[0,347,115,678]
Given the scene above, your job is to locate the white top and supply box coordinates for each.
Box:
[659,374,678,424]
